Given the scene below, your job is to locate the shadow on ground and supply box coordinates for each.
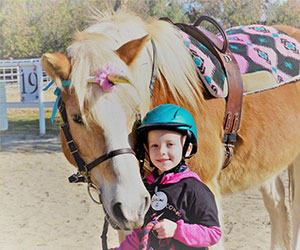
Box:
[0,134,61,153]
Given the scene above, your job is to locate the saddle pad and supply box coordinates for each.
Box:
[180,25,300,98]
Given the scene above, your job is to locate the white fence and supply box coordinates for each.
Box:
[0,58,54,135]
[0,81,8,130]
[0,58,51,85]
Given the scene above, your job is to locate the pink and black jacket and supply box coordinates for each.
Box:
[110,165,222,250]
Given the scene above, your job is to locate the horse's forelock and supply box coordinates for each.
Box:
[86,11,148,49]
[67,33,124,123]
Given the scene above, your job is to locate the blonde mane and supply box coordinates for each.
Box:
[145,18,202,108]
[67,11,203,124]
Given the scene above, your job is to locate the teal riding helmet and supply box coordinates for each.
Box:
[137,104,198,158]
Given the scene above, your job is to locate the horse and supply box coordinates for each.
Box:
[41,11,300,249]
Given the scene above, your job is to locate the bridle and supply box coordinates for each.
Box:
[59,100,136,184]
[57,38,158,202]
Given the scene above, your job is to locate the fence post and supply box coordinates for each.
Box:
[0,81,8,131]
[38,70,46,135]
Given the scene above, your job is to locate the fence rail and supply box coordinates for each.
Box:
[6,101,54,108]
[0,58,51,85]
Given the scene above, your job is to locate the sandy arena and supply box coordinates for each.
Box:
[0,134,289,250]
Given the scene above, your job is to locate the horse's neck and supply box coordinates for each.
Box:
[151,78,225,123]
[151,79,177,106]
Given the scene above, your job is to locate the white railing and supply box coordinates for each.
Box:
[0,66,18,84]
[0,58,51,85]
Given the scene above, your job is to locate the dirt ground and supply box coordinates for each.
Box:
[0,134,289,250]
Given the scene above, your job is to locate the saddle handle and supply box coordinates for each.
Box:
[193,15,229,54]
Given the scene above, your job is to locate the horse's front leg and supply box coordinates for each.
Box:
[260,174,292,250]
[289,154,300,250]
[207,181,224,250]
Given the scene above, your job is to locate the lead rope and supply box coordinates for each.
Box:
[139,216,175,250]
[101,217,109,250]
[139,219,158,250]
[101,217,158,250]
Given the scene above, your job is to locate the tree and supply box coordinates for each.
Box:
[181,0,266,28]
[0,0,38,58]
[125,0,189,22]
[264,0,300,28]
[0,0,97,58]
[1,0,299,59]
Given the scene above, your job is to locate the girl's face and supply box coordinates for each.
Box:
[147,130,184,175]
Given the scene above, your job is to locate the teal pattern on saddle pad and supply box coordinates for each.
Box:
[179,25,300,98]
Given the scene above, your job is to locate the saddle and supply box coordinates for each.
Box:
[161,16,244,168]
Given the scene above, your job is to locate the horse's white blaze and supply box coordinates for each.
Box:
[95,95,131,148]
[112,155,148,216]
[90,91,149,228]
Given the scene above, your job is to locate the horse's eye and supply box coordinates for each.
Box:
[72,114,84,125]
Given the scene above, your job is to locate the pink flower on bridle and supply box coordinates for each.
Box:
[90,63,130,92]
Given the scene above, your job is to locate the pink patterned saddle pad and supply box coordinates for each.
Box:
[180,25,300,97]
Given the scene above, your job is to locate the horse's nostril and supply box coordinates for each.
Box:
[112,202,127,223]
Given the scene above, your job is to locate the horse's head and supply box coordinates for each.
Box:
[40,13,160,230]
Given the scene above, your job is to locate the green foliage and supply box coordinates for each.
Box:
[264,0,300,27]
[0,0,93,58]
[181,0,295,29]
[217,0,266,28]
[0,0,299,59]
[126,0,189,22]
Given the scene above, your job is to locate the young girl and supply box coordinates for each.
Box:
[110,104,221,250]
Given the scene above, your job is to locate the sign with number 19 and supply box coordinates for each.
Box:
[19,64,42,102]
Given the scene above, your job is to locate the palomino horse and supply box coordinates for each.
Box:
[41,11,300,249]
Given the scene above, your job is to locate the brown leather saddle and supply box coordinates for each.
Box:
[161,16,244,168]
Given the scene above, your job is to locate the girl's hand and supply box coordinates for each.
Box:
[153,219,177,239]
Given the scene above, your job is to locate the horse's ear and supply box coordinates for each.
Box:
[115,35,150,65]
[41,52,71,88]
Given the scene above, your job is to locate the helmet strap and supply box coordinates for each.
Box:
[139,144,155,178]
[182,130,192,160]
